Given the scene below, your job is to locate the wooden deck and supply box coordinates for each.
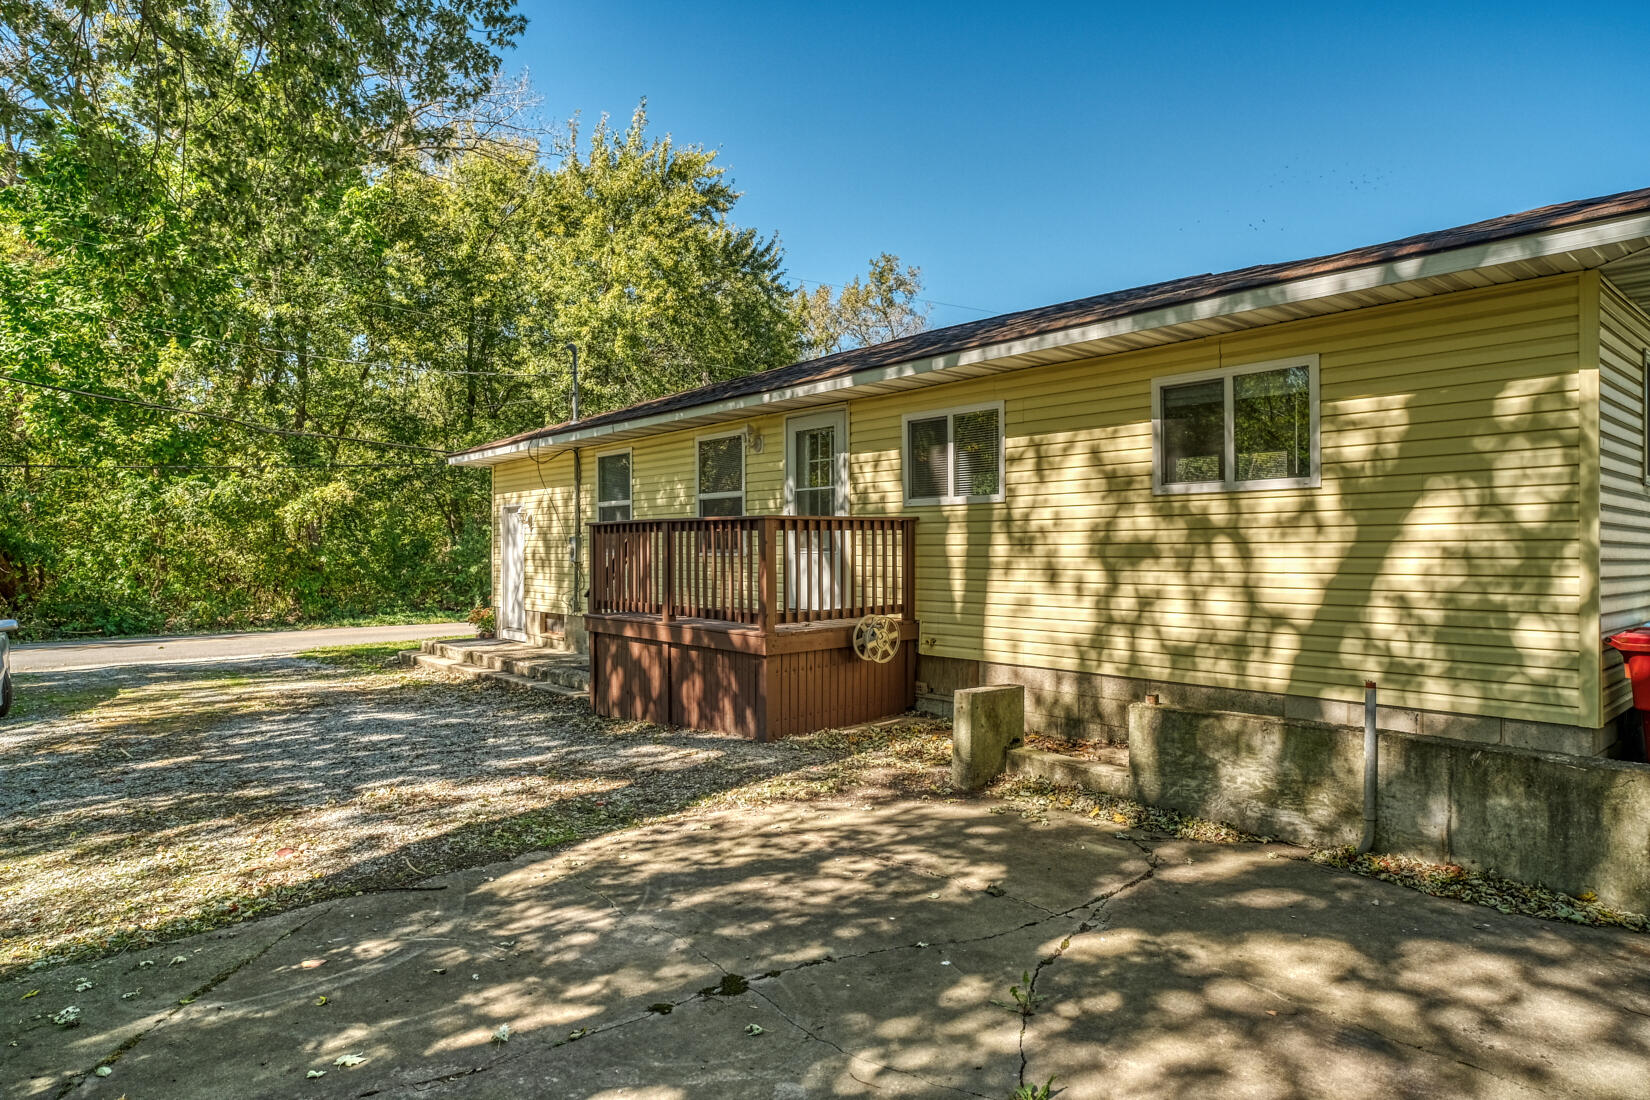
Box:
[586,516,918,739]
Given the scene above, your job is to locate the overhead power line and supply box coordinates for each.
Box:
[792,276,999,317]
[0,373,449,455]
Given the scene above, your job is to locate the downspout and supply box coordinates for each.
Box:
[572,448,583,614]
[1358,680,1379,853]
[565,343,582,614]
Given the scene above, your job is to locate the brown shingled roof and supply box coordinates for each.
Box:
[453,183,1650,457]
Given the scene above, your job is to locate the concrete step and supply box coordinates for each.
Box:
[1005,745,1134,799]
[399,649,589,703]
[419,639,590,691]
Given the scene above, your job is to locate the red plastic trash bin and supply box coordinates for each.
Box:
[1605,628,1650,760]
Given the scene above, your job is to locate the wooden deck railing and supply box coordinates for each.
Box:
[588,516,917,630]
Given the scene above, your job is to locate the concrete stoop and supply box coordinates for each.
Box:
[1005,744,1134,799]
[399,638,590,702]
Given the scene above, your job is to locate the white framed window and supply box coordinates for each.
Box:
[596,449,631,522]
[695,430,745,517]
[1152,355,1320,494]
[902,401,1005,505]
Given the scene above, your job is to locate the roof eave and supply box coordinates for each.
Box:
[448,207,1650,468]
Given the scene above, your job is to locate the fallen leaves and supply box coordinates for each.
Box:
[333,1053,365,1068]
[52,1005,80,1027]
[1311,847,1649,933]
[490,1024,511,1044]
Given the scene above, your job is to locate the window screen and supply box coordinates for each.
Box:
[794,425,837,516]
[1160,379,1224,485]
[1156,359,1317,491]
[697,435,744,517]
[904,407,1003,503]
[906,416,949,500]
[1234,366,1310,481]
[596,452,631,522]
[952,408,1001,497]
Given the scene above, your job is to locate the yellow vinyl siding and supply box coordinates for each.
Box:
[845,275,1584,725]
[513,274,1589,727]
[603,413,789,519]
[492,452,578,617]
[1596,275,1650,718]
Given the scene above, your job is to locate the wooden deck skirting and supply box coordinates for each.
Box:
[586,516,919,739]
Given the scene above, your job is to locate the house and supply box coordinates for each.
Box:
[451,186,1650,756]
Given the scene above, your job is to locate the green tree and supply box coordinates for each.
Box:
[795,252,930,357]
[533,104,801,412]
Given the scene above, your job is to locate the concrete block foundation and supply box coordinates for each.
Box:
[1129,702,1650,914]
[917,655,1618,756]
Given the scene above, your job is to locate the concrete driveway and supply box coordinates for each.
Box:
[10,623,469,673]
[9,798,1649,1099]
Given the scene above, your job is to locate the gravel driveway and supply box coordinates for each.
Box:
[0,652,951,974]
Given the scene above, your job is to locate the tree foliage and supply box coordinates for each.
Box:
[794,252,930,357]
[0,0,808,637]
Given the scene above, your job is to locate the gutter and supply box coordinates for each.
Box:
[449,209,1650,467]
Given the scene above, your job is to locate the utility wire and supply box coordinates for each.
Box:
[0,373,449,455]
[792,276,998,317]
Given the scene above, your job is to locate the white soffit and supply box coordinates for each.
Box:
[450,214,1650,466]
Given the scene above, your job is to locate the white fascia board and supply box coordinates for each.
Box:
[447,211,1650,467]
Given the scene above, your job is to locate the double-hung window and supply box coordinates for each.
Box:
[696,432,745,516]
[903,402,1005,505]
[1153,356,1319,493]
[596,451,631,521]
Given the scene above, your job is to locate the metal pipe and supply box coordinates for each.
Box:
[1358,680,1378,853]
[565,343,580,423]
[572,447,583,614]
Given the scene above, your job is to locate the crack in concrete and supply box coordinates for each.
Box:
[55,905,336,1099]
[577,842,1167,1096]
[1016,843,1162,1089]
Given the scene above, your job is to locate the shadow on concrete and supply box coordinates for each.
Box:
[16,798,1647,1099]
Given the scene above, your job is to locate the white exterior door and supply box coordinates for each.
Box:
[498,506,527,641]
[785,410,848,611]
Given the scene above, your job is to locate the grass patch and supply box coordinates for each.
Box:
[0,661,946,977]
[5,678,125,721]
[296,636,468,671]
[15,609,467,644]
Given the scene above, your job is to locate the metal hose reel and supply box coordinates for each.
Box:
[851,614,901,664]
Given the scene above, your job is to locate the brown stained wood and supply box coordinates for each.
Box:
[901,518,916,620]
[584,517,917,646]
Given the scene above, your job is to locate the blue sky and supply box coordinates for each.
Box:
[508,2,1650,328]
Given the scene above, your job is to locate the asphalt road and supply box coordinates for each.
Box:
[9,622,470,672]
